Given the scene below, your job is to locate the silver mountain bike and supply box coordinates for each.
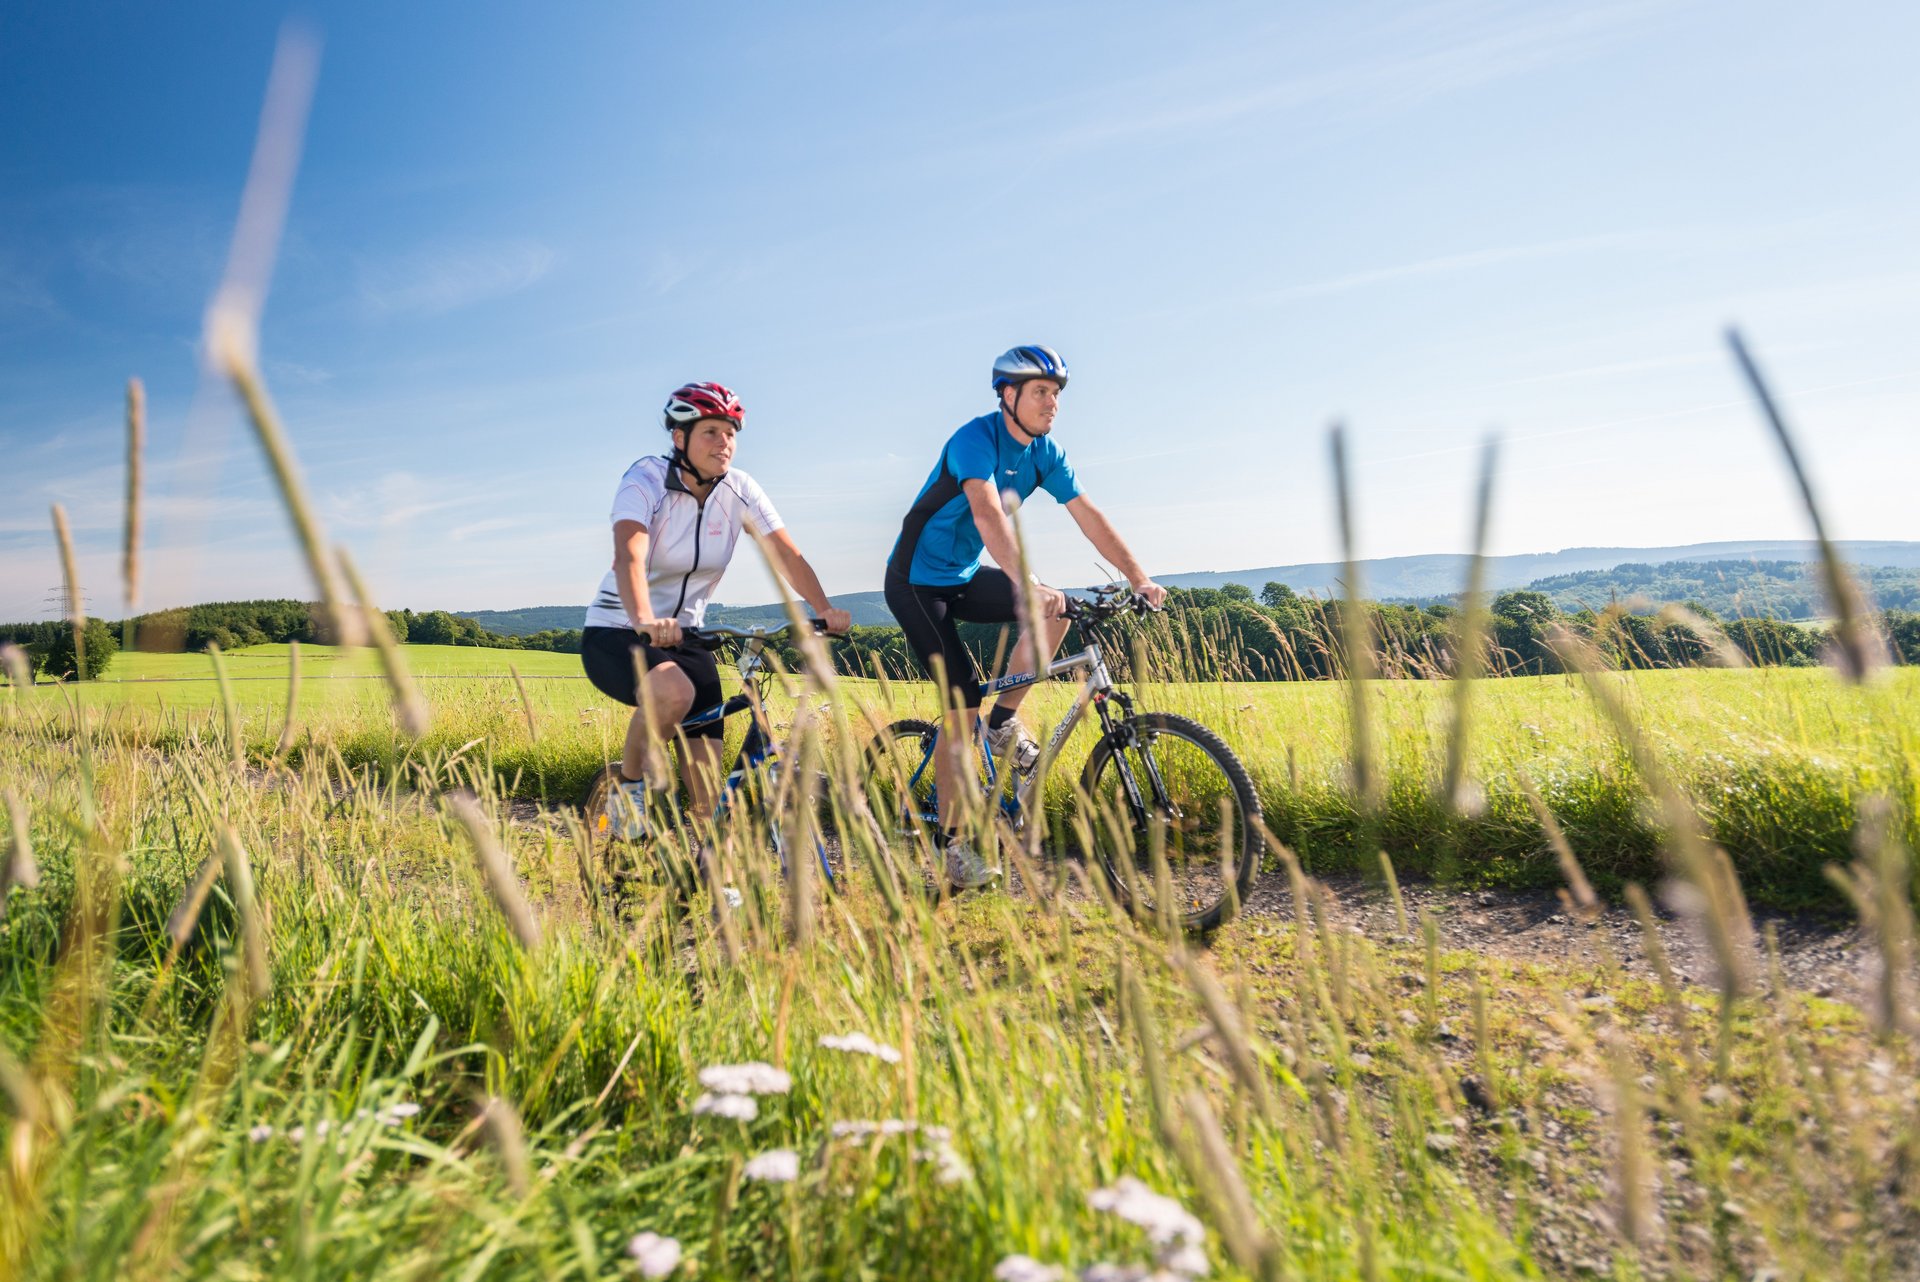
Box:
[859,585,1262,933]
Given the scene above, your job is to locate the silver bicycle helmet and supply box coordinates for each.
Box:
[990,344,1069,394]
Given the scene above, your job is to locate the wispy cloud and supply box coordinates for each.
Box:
[322,470,481,530]
[1137,234,1638,326]
[448,515,528,543]
[0,250,61,323]
[1006,0,1668,154]
[357,238,556,315]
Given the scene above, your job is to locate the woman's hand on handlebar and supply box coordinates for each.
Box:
[821,607,852,635]
[635,616,683,647]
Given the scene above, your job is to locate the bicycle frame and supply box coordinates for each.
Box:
[675,634,785,823]
[900,636,1142,827]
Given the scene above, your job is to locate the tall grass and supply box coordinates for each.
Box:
[6,695,1916,1279]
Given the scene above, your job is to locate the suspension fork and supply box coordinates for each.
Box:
[1095,689,1177,830]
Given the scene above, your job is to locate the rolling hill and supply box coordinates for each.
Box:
[457,539,1920,633]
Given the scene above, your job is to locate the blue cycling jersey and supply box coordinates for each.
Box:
[887,411,1083,587]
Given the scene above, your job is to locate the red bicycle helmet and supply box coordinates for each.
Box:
[663,382,745,432]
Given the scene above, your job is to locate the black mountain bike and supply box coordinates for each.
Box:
[582,620,834,899]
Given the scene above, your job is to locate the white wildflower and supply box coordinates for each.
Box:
[693,1092,758,1121]
[1161,1241,1210,1277]
[380,1101,422,1125]
[1080,1265,1156,1282]
[697,1062,791,1096]
[831,1118,948,1142]
[1086,1177,1205,1247]
[287,1125,305,1143]
[743,1148,801,1183]
[626,1231,682,1278]
[995,1255,1065,1282]
[248,1124,275,1143]
[916,1143,971,1185]
[819,1032,903,1063]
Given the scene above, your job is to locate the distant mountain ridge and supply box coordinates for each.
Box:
[1157,540,1920,600]
[456,539,1920,634]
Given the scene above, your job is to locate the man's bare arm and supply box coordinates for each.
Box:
[1066,496,1166,607]
[963,479,1067,616]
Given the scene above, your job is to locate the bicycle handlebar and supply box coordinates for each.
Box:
[686,617,833,647]
[1061,584,1161,624]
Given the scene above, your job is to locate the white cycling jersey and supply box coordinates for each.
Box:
[583,455,784,631]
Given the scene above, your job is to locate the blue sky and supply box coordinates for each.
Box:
[4,1,1918,621]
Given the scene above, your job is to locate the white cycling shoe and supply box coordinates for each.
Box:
[606,777,651,841]
[944,838,1002,892]
[985,717,1041,777]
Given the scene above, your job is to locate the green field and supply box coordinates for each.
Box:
[32,643,1920,910]
[3,646,1918,1279]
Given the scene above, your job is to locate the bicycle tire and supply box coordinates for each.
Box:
[1078,712,1262,934]
[578,763,677,900]
[859,719,943,838]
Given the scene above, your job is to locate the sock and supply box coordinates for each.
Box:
[986,703,1017,731]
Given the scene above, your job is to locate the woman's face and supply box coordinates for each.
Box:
[676,417,738,476]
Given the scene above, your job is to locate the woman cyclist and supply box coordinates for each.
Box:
[582,381,851,837]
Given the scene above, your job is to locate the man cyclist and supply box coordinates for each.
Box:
[884,344,1166,890]
[583,381,851,839]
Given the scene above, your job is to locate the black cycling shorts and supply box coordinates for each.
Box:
[883,567,1020,709]
[580,626,726,740]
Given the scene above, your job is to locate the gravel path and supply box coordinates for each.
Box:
[1265,870,1874,1003]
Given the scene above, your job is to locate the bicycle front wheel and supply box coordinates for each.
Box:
[860,719,942,838]
[1078,712,1262,933]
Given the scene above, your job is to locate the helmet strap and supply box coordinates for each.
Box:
[670,441,715,487]
[1003,384,1038,440]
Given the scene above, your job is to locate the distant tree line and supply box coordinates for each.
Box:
[7,587,1918,684]
[0,618,121,681]
[765,583,1920,682]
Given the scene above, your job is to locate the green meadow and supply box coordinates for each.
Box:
[49,644,1920,911]
[3,643,1918,1280]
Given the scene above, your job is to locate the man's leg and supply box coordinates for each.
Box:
[954,569,1066,721]
[992,613,1071,717]
[884,574,983,836]
[930,667,978,833]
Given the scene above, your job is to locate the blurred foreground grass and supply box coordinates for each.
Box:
[3,657,1918,1280]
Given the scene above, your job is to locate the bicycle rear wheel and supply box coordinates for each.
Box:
[579,763,690,901]
[1078,712,1262,934]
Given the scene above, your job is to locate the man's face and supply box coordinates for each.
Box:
[1004,378,1062,435]
[675,417,738,475]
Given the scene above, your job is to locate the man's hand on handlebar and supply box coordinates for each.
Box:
[635,616,683,647]
[1028,582,1069,620]
[821,607,852,635]
[1133,580,1167,610]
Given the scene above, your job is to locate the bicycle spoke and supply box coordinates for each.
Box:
[1080,713,1260,933]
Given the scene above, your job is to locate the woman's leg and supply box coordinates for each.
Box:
[680,736,727,819]
[622,661,695,785]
